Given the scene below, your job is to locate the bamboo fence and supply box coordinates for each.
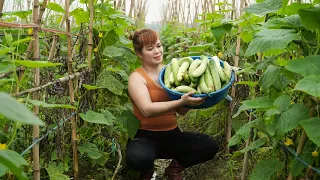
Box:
[0,0,95,179]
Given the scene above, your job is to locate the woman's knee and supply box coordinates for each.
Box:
[125,138,156,171]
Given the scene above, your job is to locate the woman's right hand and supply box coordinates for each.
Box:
[180,91,205,107]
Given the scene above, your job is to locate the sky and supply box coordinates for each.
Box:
[144,0,165,23]
[125,0,166,23]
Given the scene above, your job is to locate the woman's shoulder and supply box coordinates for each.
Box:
[129,68,145,83]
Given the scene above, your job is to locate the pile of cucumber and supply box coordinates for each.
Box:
[163,55,232,94]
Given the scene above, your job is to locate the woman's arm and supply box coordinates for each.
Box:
[175,107,192,116]
[128,72,204,117]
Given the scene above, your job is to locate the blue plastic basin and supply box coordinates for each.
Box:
[158,56,235,109]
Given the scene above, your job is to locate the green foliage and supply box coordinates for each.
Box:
[244,0,282,16]
[249,157,284,180]
[79,110,115,125]
[245,29,300,57]
[0,93,44,125]
[0,150,28,180]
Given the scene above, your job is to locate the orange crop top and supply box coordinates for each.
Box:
[130,67,178,131]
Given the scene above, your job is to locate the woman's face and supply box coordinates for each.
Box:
[139,39,163,65]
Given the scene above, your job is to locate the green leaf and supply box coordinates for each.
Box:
[300,117,320,146]
[45,163,70,180]
[244,0,282,16]
[96,70,124,95]
[2,10,32,19]
[104,46,124,57]
[273,95,291,112]
[0,150,28,179]
[211,23,233,42]
[12,37,33,46]
[240,31,254,43]
[263,15,302,29]
[282,3,312,16]
[233,97,274,118]
[298,7,320,30]
[249,157,284,180]
[294,75,320,98]
[0,93,44,125]
[285,55,320,77]
[14,60,62,68]
[104,30,119,46]
[259,65,281,90]
[290,153,313,177]
[245,29,300,57]
[79,110,114,125]
[26,99,76,109]
[70,8,89,25]
[240,137,267,153]
[78,142,102,159]
[272,104,309,137]
[82,84,103,90]
[229,119,260,147]
[46,2,65,13]
[0,47,15,55]
[117,110,140,140]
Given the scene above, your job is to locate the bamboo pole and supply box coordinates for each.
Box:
[87,0,93,70]
[65,0,78,179]
[12,71,87,97]
[0,0,4,18]
[32,0,41,179]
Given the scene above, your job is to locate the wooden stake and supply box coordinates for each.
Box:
[65,0,78,179]
[0,0,5,18]
[12,71,87,97]
[32,0,41,179]
[87,0,93,70]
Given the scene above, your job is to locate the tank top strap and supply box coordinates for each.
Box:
[135,67,156,88]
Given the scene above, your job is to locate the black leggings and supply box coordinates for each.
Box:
[125,127,219,172]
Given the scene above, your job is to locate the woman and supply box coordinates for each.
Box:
[126,28,219,180]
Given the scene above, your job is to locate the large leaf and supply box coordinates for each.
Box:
[79,110,114,125]
[2,10,32,19]
[300,117,320,147]
[229,119,260,147]
[0,93,44,125]
[294,75,320,98]
[272,104,309,137]
[263,15,302,29]
[240,137,267,153]
[233,97,274,118]
[285,55,320,77]
[290,153,313,177]
[104,46,123,57]
[259,65,289,91]
[70,8,89,25]
[45,163,69,180]
[0,47,15,55]
[0,150,28,179]
[78,142,102,159]
[273,95,291,112]
[96,70,125,95]
[282,3,312,16]
[46,2,65,13]
[298,7,320,30]
[244,0,282,16]
[117,110,140,140]
[211,24,232,42]
[245,29,300,57]
[26,99,76,109]
[14,60,62,68]
[249,157,284,180]
[104,29,119,46]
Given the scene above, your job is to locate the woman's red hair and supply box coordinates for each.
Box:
[129,29,159,54]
